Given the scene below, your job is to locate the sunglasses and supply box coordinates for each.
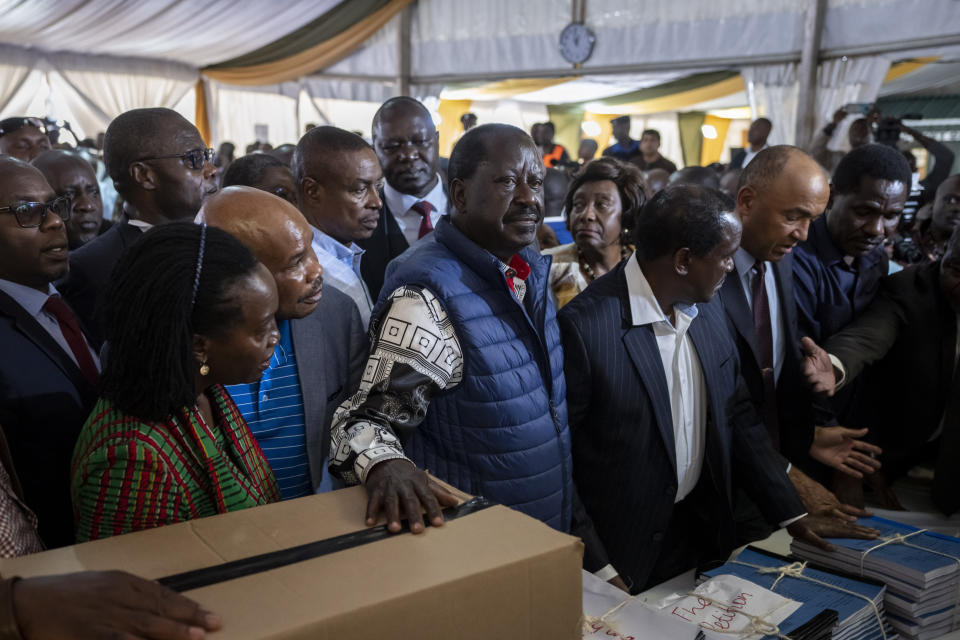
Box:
[0,196,72,228]
[137,147,215,171]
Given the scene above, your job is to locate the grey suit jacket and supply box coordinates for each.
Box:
[291,286,369,489]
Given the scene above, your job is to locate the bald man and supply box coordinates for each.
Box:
[199,186,368,497]
[361,97,447,300]
[718,146,876,544]
[32,150,111,250]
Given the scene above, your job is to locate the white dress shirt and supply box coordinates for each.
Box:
[625,254,706,502]
[734,248,785,381]
[0,279,101,371]
[383,176,446,247]
[310,227,373,328]
[740,144,768,168]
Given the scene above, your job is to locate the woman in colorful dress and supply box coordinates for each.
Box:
[72,222,282,541]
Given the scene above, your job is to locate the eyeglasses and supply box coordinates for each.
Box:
[0,196,72,228]
[136,147,215,171]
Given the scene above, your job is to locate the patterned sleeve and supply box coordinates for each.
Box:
[72,439,180,542]
[329,285,463,485]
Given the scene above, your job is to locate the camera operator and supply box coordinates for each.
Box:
[810,108,873,174]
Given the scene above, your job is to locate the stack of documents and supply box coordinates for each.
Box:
[791,516,960,640]
[702,547,895,640]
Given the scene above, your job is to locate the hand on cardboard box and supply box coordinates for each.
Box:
[365,459,461,534]
[11,570,222,639]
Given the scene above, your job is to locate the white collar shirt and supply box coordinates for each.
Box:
[383,176,446,247]
[625,254,706,502]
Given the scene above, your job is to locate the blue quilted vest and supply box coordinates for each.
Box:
[373,217,572,531]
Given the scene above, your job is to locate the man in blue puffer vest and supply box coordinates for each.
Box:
[329,124,575,535]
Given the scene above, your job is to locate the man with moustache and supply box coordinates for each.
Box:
[793,145,911,480]
[0,157,100,547]
[293,126,381,327]
[718,146,877,543]
[199,187,367,497]
[561,185,871,593]
[59,108,219,340]
[32,149,112,250]
[806,228,960,516]
[360,97,446,300]
[330,124,573,536]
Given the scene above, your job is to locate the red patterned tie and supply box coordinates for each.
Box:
[411,201,435,239]
[43,295,99,387]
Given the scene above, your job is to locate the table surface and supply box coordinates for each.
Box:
[639,528,960,640]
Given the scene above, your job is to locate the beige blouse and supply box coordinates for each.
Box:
[542,243,590,309]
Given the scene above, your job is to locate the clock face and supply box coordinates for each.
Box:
[559,22,595,65]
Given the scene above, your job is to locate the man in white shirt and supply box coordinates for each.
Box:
[729,118,772,170]
[358,97,446,300]
[292,126,382,327]
[559,184,875,593]
[0,157,101,547]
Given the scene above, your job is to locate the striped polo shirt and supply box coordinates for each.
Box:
[226,319,312,499]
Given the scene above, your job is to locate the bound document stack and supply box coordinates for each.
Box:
[701,547,895,640]
[791,516,960,640]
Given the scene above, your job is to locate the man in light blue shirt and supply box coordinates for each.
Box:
[292,126,384,328]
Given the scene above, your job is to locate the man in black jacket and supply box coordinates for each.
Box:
[561,184,876,592]
[58,108,219,340]
[809,227,960,515]
[359,97,446,300]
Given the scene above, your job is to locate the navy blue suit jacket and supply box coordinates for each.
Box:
[0,290,98,547]
[717,253,815,463]
[560,261,803,589]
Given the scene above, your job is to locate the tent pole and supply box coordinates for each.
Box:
[795,0,826,148]
[396,3,413,96]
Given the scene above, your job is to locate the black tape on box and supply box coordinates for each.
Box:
[158,496,496,592]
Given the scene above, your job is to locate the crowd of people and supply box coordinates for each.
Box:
[0,97,957,637]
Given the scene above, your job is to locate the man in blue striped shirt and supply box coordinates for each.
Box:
[199,186,368,499]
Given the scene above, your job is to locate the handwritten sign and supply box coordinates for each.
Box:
[653,575,802,639]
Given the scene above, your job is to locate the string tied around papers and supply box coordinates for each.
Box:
[858,528,960,630]
[730,559,887,640]
[679,591,790,639]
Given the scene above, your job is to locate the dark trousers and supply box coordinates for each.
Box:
[640,476,729,593]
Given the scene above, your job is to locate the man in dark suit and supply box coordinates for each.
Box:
[59,108,219,340]
[201,187,368,498]
[807,228,960,515]
[729,118,772,170]
[561,184,876,593]
[360,97,446,300]
[0,157,100,547]
[719,146,872,541]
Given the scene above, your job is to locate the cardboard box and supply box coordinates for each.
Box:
[0,483,584,639]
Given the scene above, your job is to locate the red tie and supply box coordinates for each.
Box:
[43,295,99,388]
[411,201,435,239]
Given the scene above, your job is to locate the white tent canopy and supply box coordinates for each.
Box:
[0,0,957,148]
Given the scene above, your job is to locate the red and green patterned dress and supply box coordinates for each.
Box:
[71,384,281,542]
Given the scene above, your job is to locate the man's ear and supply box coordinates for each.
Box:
[674,247,692,276]
[301,176,323,204]
[450,178,466,216]
[737,185,756,221]
[129,161,157,192]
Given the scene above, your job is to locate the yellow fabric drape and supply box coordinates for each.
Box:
[700,115,731,166]
[202,0,413,86]
[437,99,472,158]
[883,57,937,83]
[441,77,578,101]
[194,79,211,146]
[588,75,746,116]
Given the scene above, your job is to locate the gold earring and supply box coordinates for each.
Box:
[200,357,210,376]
